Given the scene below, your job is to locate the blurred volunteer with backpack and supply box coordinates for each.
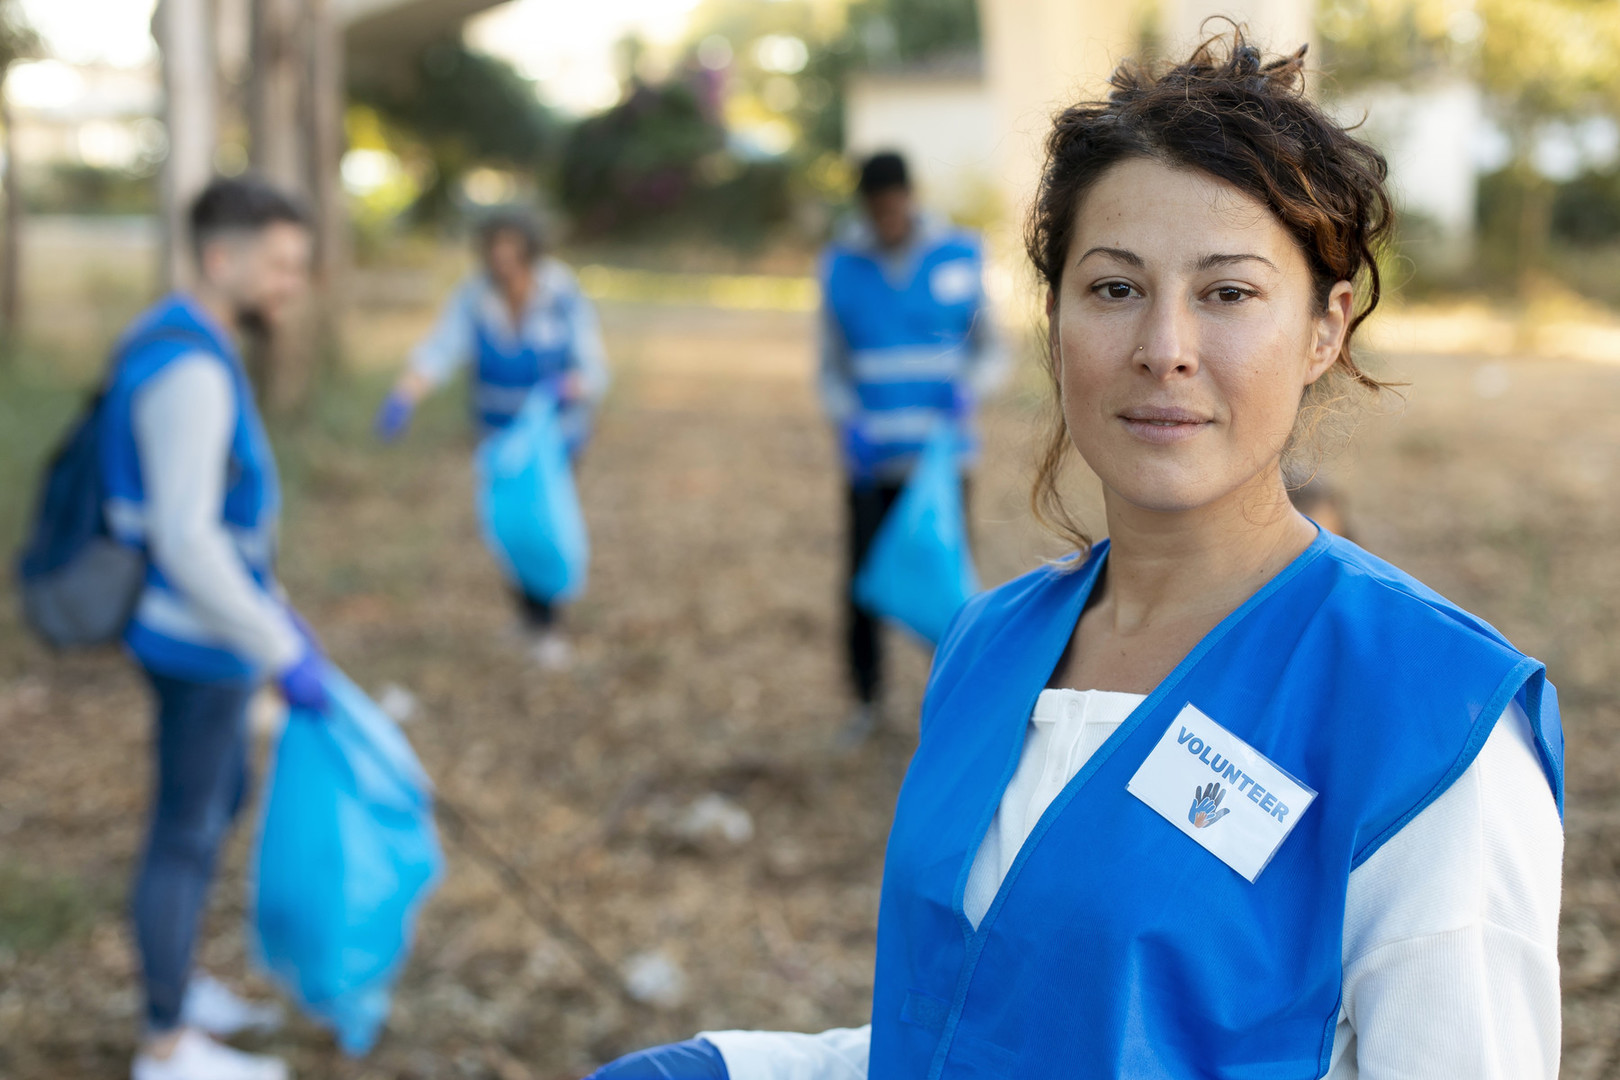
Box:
[373,208,608,669]
[820,151,1007,744]
[581,33,1562,1080]
[99,177,322,1080]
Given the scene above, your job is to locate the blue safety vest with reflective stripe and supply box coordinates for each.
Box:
[869,529,1563,1079]
[98,294,281,682]
[822,228,984,469]
[471,289,585,446]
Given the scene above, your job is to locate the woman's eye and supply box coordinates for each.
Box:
[1096,282,1135,299]
[1212,286,1250,303]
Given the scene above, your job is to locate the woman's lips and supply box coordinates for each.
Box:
[1117,407,1212,444]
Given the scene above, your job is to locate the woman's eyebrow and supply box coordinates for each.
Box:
[1194,252,1280,272]
[1076,246,1144,268]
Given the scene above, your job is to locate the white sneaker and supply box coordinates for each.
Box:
[529,630,574,672]
[132,1030,289,1080]
[181,973,284,1038]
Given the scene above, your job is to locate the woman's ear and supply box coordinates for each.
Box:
[1307,280,1355,384]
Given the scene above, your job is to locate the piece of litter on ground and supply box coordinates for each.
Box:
[623,949,688,1008]
[377,683,419,724]
[673,792,755,847]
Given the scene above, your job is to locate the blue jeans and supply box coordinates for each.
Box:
[132,671,256,1033]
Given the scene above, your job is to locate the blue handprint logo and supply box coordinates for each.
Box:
[1188,782,1231,829]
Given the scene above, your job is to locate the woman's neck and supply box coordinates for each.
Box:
[1096,469,1317,636]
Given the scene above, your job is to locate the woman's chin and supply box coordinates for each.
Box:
[1095,468,1252,518]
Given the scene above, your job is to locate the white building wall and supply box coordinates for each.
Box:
[845,74,999,220]
[1336,80,1482,258]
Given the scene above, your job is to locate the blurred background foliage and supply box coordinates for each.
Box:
[1320,0,1620,295]
[6,0,1619,302]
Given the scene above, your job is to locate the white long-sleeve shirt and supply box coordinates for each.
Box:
[704,689,1563,1079]
[131,355,302,672]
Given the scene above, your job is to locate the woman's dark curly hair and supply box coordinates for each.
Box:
[1026,28,1397,554]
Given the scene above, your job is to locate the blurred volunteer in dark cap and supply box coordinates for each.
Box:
[373,207,608,670]
[99,176,325,1080]
[819,150,1007,743]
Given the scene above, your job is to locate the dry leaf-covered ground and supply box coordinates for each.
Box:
[2,296,1618,1078]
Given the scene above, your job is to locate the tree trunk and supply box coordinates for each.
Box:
[1,76,20,353]
[307,0,348,389]
[156,0,218,293]
[249,0,346,413]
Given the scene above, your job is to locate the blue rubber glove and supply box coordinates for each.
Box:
[277,648,330,714]
[950,382,974,421]
[841,422,883,485]
[374,391,416,442]
[585,1038,729,1079]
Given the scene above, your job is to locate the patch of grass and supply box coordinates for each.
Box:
[0,860,114,955]
[0,353,90,554]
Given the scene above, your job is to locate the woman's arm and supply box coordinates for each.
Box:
[401,280,480,400]
[376,282,480,439]
[1339,700,1562,1078]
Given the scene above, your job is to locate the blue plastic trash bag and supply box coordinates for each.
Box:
[252,668,443,1055]
[476,393,589,604]
[853,424,980,644]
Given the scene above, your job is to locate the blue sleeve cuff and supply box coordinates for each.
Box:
[587,1036,729,1079]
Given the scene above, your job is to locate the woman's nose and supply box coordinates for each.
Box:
[1135,299,1199,378]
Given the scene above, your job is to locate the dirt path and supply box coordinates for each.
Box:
[2,301,1617,1078]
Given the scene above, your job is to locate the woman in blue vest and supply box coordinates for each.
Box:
[583,33,1564,1080]
[102,178,324,1080]
[374,208,609,669]
[821,151,1008,743]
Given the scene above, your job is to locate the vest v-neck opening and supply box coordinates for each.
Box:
[948,525,1332,942]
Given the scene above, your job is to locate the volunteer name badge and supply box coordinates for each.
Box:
[1127,703,1317,882]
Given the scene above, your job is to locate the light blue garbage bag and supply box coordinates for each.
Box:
[251,668,444,1055]
[476,393,589,604]
[853,424,981,645]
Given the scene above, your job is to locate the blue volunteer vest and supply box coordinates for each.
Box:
[822,228,984,469]
[99,295,281,683]
[870,529,1563,1079]
[471,286,578,436]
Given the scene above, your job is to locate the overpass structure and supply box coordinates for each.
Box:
[339,0,510,85]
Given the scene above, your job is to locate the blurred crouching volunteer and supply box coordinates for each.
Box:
[102,177,326,1080]
[374,208,608,669]
[584,35,1564,1080]
[820,151,1007,743]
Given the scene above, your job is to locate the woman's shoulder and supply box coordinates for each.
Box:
[1313,533,1526,659]
[933,553,1098,666]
